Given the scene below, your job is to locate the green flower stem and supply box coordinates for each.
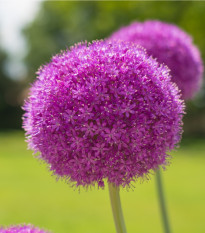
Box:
[156,169,172,233]
[108,183,127,233]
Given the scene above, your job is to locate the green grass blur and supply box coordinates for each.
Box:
[0,131,205,233]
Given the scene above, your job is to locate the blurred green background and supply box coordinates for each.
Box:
[0,1,205,233]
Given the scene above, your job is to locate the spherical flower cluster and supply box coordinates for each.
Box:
[110,20,203,100]
[23,40,184,188]
[0,225,49,233]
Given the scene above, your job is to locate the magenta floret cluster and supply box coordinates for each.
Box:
[0,225,49,233]
[110,20,203,100]
[23,40,184,188]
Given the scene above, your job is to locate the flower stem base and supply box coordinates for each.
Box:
[108,183,127,233]
[156,169,172,233]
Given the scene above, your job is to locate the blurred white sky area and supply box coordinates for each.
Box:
[0,0,42,79]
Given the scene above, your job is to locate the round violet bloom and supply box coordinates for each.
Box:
[110,20,203,100]
[23,40,184,188]
[0,224,49,233]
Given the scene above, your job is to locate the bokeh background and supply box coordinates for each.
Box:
[0,1,205,233]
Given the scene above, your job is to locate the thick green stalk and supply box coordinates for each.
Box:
[108,183,127,233]
[156,169,172,233]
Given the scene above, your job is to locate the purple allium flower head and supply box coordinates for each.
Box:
[0,224,49,233]
[23,40,184,188]
[110,20,203,100]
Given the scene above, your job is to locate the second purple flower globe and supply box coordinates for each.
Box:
[110,21,203,100]
[0,224,49,233]
[23,40,184,188]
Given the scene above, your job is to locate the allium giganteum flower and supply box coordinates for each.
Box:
[23,40,184,188]
[0,224,49,233]
[110,20,203,100]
